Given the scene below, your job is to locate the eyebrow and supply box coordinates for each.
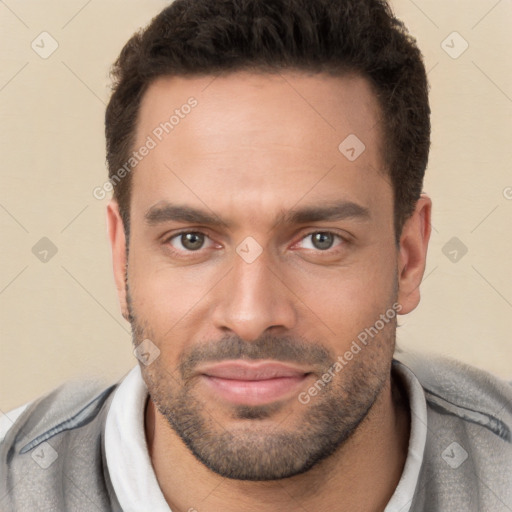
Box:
[145,203,227,227]
[144,200,370,228]
[274,200,371,227]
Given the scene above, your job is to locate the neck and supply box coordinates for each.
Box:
[145,374,410,512]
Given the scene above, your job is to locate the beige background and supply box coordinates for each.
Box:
[0,0,511,412]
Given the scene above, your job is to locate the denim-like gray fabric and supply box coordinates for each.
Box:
[396,351,512,511]
[0,380,122,511]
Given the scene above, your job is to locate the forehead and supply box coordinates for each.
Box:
[136,70,383,152]
[130,71,390,225]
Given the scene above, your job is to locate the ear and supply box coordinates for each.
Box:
[106,200,129,321]
[397,194,432,314]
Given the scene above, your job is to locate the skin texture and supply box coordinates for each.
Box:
[107,71,431,511]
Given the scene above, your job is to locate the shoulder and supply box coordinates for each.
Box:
[0,377,123,511]
[394,348,512,441]
[395,350,512,509]
[1,376,119,457]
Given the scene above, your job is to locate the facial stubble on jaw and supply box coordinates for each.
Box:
[125,278,397,481]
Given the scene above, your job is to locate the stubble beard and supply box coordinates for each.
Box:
[126,285,396,481]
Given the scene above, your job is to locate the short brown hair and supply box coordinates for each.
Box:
[105,0,430,241]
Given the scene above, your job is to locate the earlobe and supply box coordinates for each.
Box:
[106,200,129,321]
[396,195,432,315]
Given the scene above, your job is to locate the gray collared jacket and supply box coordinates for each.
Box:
[1,350,512,511]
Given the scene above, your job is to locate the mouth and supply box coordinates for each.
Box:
[197,360,312,406]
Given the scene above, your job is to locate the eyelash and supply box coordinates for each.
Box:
[163,230,347,256]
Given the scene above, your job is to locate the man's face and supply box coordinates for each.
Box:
[118,71,403,480]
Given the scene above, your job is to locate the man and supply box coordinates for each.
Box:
[1,0,511,510]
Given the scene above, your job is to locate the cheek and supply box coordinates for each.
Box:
[127,248,223,345]
[290,248,397,342]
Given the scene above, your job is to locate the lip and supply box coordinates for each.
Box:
[197,360,311,406]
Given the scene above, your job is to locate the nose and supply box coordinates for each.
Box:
[211,248,297,341]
